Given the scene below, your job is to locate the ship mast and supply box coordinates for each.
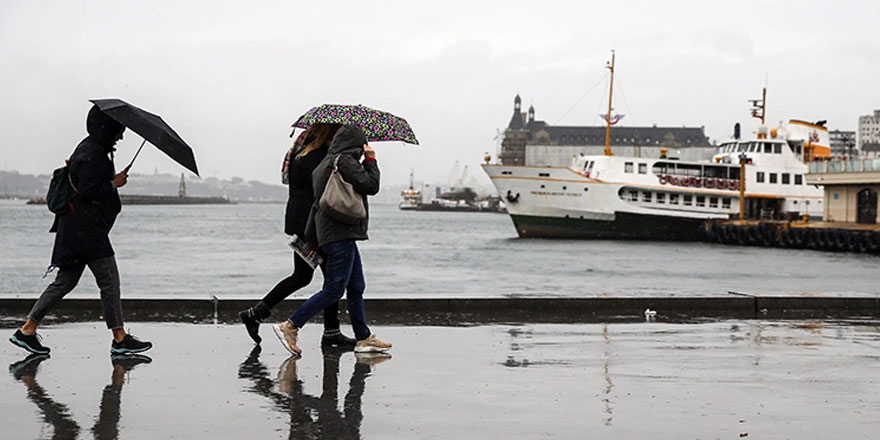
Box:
[603,51,616,156]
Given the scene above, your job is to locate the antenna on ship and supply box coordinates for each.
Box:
[603,50,616,156]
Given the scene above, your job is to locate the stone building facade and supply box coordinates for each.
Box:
[498,95,715,166]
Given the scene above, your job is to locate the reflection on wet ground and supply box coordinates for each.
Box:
[1,321,879,438]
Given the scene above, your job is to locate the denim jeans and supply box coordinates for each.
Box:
[288,240,370,340]
[28,255,124,329]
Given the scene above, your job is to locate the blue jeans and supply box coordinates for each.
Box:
[288,240,371,340]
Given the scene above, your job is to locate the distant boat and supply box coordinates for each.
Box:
[399,169,422,210]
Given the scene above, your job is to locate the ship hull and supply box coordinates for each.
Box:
[510,212,707,240]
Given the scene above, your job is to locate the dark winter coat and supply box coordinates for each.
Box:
[306,124,380,247]
[50,106,124,268]
[284,140,329,236]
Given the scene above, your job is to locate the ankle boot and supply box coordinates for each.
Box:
[240,302,271,344]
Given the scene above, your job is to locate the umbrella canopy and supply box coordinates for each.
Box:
[293,104,419,145]
[90,98,200,176]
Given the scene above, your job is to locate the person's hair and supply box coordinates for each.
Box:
[297,124,341,158]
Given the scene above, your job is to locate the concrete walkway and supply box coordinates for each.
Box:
[2,320,879,439]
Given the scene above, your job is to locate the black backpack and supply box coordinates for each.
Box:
[46,160,77,215]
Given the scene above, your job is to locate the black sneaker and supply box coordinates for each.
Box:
[9,353,50,380]
[321,331,357,348]
[9,329,50,355]
[239,309,262,345]
[110,334,152,355]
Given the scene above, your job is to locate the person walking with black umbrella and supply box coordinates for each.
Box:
[238,123,356,348]
[9,105,152,356]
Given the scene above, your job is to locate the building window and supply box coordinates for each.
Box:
[625,162,633,173]
[629,191,638,201]
[642,192,652,203]
[709,197,718,208]
[638,163,647,174]
[696,196,706,207]
[669,193,679,205]
[722,198,731,209]
[757,172,765,183]
[795,174,803,185]
[782,173,790,184]
[657,193,666,204]
[769,173,778,184]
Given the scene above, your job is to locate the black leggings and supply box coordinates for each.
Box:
[262,254,340,330]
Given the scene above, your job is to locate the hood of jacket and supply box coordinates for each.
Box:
[327,124,367,159]
[86,105,125,149]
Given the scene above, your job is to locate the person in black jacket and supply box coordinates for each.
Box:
[9,105,152,356]
[239,124,355,347]
[273,124,391,355]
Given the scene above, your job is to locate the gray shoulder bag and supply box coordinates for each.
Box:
[319,155,366,225]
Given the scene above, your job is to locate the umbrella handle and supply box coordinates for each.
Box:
[126,139,148,173]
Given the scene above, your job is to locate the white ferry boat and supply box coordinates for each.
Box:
[482,55,828,240]
[399,169,422,210]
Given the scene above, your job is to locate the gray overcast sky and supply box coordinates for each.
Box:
[1,1,878,187]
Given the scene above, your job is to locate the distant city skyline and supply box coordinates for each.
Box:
[2,1,879,186]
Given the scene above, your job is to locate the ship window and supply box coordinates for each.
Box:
[657,193,666,204]
[722,198,731,209]
[683,195,693,206]
[696,196,706,207]
[653,163,669,175]
[539,173,550,177]
[763,143,772,153]
[587,161,595,171]
[756,172,765,183]
[782,173,790,184]
[669,193,679,205]
[642,191,652,202]
[501,171,513,175]
[737,143,747,152]
[625,162,634,173]
[749,143,757,152]
[638,163,647,174]
[795,144,802,155]
[773,144,782,154]
[709,197,718,208]
[769,173,778,184]
[795,174,803,185]
[629,191,638,201]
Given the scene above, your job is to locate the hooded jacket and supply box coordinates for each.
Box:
[306,124,379,247]
[50,105,124,267]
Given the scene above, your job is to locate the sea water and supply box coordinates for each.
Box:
[1,199,877,298]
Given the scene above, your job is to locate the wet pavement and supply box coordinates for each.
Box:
[1,320,879,439]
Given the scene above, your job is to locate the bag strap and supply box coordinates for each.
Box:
[64,158,78,193]
[332,155,341,171]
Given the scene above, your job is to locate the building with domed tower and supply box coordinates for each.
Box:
[498,95,715,166]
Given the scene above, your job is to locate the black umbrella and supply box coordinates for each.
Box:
[89,98,200,176]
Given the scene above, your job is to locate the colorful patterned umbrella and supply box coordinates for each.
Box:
[293,104,419,145]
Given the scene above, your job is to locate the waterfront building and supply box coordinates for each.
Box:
[829,129,856,158]
[807,159,880,223]
[858,110,880,157]
[498,95,715,166]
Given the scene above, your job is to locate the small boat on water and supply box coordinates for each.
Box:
[399,169,422,210]
[482,53,828,240]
